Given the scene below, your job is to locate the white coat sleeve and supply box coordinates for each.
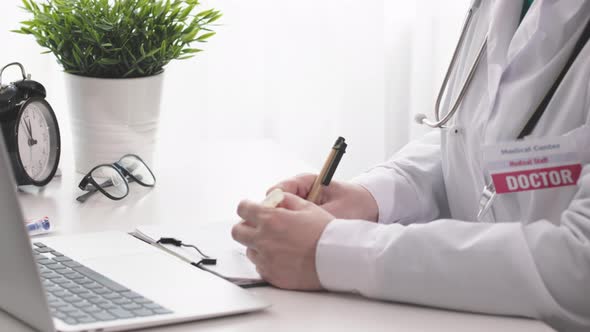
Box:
[317,166,590,331]
[350,130,450,224]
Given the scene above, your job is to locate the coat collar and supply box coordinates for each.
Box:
[485,0,522,100]
[504,0,588,75]
[483,0,590,141]
[486,0,589,91]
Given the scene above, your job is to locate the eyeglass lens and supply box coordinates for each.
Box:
[90,165,128,199]
[118,155,156,186]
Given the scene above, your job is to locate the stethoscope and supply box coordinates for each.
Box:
[414,0,486,129]
[413,0,590,222]
[414,0,494,221]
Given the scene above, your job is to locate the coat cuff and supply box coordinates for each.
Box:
[351,168,417,224]
[316,219,386,293]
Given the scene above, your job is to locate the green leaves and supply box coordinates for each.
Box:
[197,32,216,42]
[15,0,222,78]
[97,58,120,65]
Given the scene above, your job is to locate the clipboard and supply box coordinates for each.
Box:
[130,222,267,288]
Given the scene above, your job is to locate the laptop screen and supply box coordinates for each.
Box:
[0,133,54,332]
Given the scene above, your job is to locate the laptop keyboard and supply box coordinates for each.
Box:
[33,242,173,325]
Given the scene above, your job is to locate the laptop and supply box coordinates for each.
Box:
[0,135,269,332]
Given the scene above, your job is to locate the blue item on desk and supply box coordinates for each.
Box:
[25,216,51,236]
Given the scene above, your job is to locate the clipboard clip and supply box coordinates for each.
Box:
[157,237,217,265]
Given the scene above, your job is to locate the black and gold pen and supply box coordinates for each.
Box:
[306,137,347,204]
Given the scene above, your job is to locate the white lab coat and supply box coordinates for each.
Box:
[315,0,590,331]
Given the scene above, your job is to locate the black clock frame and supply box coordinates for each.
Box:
[1,97,61,186]
[19,97,60,186]
[0,96,61,187]
[0,62,61,187]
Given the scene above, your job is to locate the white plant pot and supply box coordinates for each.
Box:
[64,72,163,173]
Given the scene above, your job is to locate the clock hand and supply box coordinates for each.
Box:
[23,119,32,139]
[26,119,37,146]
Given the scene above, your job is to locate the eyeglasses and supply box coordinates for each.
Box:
[77,154,156,203]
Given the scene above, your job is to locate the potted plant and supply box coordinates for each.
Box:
[14,0,221,173]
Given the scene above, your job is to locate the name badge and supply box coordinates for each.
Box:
[483,136,582,194]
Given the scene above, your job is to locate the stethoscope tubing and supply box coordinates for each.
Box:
[417,4,488,128]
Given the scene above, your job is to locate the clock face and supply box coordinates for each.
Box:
[16,100,58,182]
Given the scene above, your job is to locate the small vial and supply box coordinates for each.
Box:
[25,216,52,236]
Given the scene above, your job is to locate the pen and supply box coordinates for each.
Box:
[306,137,347,204]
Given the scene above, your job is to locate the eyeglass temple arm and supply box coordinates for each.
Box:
[114,161,139,177]
[76,176,139,203]
[77,162,140,192]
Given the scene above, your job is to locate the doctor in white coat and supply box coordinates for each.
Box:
[232,0,590,331]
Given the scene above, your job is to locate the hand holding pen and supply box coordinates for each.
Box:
[260,137,346,209]
[266,138,379,221]
[233,186,335,290]
[232,137,377,290]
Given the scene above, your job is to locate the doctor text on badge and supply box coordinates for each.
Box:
[483,136,582,195]
[492,164,582,193]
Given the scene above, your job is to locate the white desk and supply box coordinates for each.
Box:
[12,138,554,332]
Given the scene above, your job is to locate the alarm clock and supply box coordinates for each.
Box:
[0,62,60,186]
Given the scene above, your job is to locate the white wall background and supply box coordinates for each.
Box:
[0,0,468,179]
